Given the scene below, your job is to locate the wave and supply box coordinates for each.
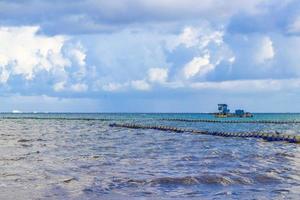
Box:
[111,173,281,188]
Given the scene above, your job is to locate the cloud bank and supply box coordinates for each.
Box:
[0,0,299,111]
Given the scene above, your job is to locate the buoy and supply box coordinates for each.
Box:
[294,136,300,143]
[160,118,300,124]
[257,133,263,138]
[288,136,296,143]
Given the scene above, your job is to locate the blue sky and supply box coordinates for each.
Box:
[0,0,300,112]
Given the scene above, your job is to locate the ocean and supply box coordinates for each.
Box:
[0,113,299,199]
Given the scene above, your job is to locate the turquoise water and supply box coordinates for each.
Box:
[0,113,299,199]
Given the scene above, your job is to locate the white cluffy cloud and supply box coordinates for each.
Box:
[255,36,275,63]
[131,80,151,91]
[70,83,88,92]
[102,82,125,92]
[0,26,88,93]
[0,26,69,81]
[190,78,300,92]
[148,67,168,83]
[53,81,88,92]
[176,26,223,49]
[287,16,300,34]
[183,54,214,79]
[172,25,233,81]
[102,80,152,92]
[100,67,168,92]
[53,81,66,92]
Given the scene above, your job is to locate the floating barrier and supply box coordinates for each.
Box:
[0,117,120,121]
[159,118,300,124]
[109,123,300,144]
[2,116,299,124]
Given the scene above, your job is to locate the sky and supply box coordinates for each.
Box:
[0,0,300,112]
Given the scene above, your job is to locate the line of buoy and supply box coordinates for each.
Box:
[109,123,300,144]
[0,117,122,121]
[159,118,300,124]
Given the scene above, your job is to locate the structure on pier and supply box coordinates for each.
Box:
[215,104,253,118]
[218,104,230,115]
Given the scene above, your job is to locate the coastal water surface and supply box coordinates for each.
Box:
[0,113,299,199]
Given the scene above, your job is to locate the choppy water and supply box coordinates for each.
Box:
[0,113,300,199]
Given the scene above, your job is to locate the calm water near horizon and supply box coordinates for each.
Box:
[0,113,299,199]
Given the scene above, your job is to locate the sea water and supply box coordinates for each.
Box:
[0,113,299,199]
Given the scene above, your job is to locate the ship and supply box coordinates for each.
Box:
[214,104,253,118]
